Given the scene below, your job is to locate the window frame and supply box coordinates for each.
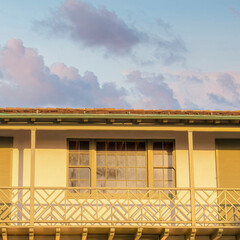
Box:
[67,139,176,190]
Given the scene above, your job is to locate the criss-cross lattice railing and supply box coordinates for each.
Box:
[195,188,240,226]
[0,187,30,225]
[33,188,191,226]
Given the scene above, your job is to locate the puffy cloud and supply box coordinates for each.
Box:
[0,38,130,108]
[167,71,240,110]
[126,71,180,109]
[35,0,187,65]
[36,0,143,55]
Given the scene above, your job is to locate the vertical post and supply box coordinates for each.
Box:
[147,140,153,188]
[30,129,36,226]
[90,140,96,188]
[188,130,196,226]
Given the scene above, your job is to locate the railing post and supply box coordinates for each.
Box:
[188,130,196,226]
[30,129,36,226]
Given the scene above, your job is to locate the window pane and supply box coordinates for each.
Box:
[117,142,125,151]
[97,155,105,166]
[79,180,89,187]
[117,154,125,167]
[117,168,125,180]
[137,154,146,167]
[154,181,163,187]
[69,152,78,165]
[153,169,163,181]
[107,142,115,151]
[79,168,89,180]
[106,154,115,166]
[137,168,146,180]
[80,154,89,165]
[107,168,116,179]
[69,168,78,180]
[127,142,135,151]
[80,141,89,151]
[127,155,136,166]
[69,141,80,150]
[68,180,79,187]
[97,142,105,151]
[127,168,136,180]
[97,167,106,179]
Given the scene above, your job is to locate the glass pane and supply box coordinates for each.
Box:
[97,155,105,166]
[137,168,146,180]
[153,142,162,151]
[106,181,115,187]
[69,152,78,165]
[69,168,78,179]
[68,180,79,187]
[79,168,89,180]
[117,142,125,151]
[107,154,115,166]
[117,154,125,166]
[97,142,105,151]
[97,180,106,187]
[107,142,115,151]
[80,141,89,150]
[153,169,163,181]
[97,167,106,179]
[107,168,116,179]
[137,155,146,167]
[127,168,136,180]
[127,181,137,188]
[69,141,80,150]
[154,181,163,187]
[137,181,146,187]
[80,154,89,165]
[117,181,126,187]
[79,180,89,187]
[127,142,135,151]
[153,154,163,167]
[117,168,126,180]
[137,142,145,151]
[127,155,136,166]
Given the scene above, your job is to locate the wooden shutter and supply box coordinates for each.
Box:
[216,139,240,188]
[0,137,13,222]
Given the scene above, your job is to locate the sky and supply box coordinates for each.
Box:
[0,0,240,110]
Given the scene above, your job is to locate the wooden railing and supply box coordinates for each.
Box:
[0,187,239,227]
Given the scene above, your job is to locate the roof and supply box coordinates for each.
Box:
[0,108,240,116]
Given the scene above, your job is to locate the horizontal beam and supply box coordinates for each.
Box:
[1,125,240,132]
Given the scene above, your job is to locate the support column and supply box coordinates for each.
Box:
[188,130,196,226]
[30,129,36,226]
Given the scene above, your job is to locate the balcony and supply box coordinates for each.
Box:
[0,187,239,227]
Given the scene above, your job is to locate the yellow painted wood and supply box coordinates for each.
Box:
[186,229,196,240]
[56,228,61,240]
[147,141,153,188]
[29,228,34,240]
[108,228,115,240]
[134,228,142,240]
[0,137,13,221]
[216,139,240,188]
[159,229,169,240]
[30,129,36,226]
[3,124,240,132]
[188,131,196,226]
[211,229,223,240]
[90,140,96,188]
[2,228,7,240]
[0,137,13,188]
[82,228,88,240]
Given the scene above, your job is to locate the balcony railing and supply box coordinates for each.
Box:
[0,187,239,227]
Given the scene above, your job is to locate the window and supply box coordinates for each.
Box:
[68,140,90,188]
[67,139,175,189]
[96,141,147,188]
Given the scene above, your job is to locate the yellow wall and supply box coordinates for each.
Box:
[2,129,240,188]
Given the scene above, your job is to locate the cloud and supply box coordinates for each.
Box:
[0,38,130,108]
[167,71,240,110]
[35,0,187,65]
[126,71,180,109]
[36,0,143,55]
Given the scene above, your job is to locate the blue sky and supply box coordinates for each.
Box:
[0,0,240,109]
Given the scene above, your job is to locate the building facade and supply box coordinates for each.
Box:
[0,108,239,240]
